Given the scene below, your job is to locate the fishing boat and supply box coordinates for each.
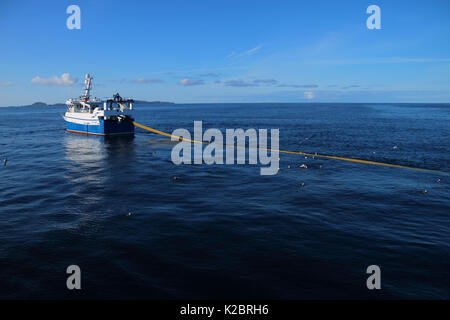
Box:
[64,74,135,136]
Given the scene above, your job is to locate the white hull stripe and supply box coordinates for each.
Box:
[64,117,100,125]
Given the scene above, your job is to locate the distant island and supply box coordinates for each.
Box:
[133,100,175,105]
[30,102,65,107]
[24,100,175,107]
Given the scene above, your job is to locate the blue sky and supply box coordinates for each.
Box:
[0,0,449,106]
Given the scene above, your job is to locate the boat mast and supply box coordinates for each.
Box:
[83,74,93,101]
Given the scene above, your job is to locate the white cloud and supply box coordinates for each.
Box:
[277,84,318,88]
[253,79,277,85]
[133,78,164,84]
[224,79,258,87]
[178,78,204,86]
[304,91,315,99]
[198,73,220,77]
[227,45,263,59]
[0,81,12,87]
[31,73,78,86]
[244,45,262,56]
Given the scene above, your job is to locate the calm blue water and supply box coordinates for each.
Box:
[0,103,449,299]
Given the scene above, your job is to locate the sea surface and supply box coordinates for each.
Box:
[0,103,449,299]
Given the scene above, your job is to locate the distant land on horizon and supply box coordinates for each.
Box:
[7,100,176,107]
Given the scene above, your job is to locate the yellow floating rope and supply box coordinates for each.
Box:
[132,121,448,175]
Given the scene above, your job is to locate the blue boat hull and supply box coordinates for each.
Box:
[66,119,134,136]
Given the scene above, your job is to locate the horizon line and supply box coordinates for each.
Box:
[2,101,450,108]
